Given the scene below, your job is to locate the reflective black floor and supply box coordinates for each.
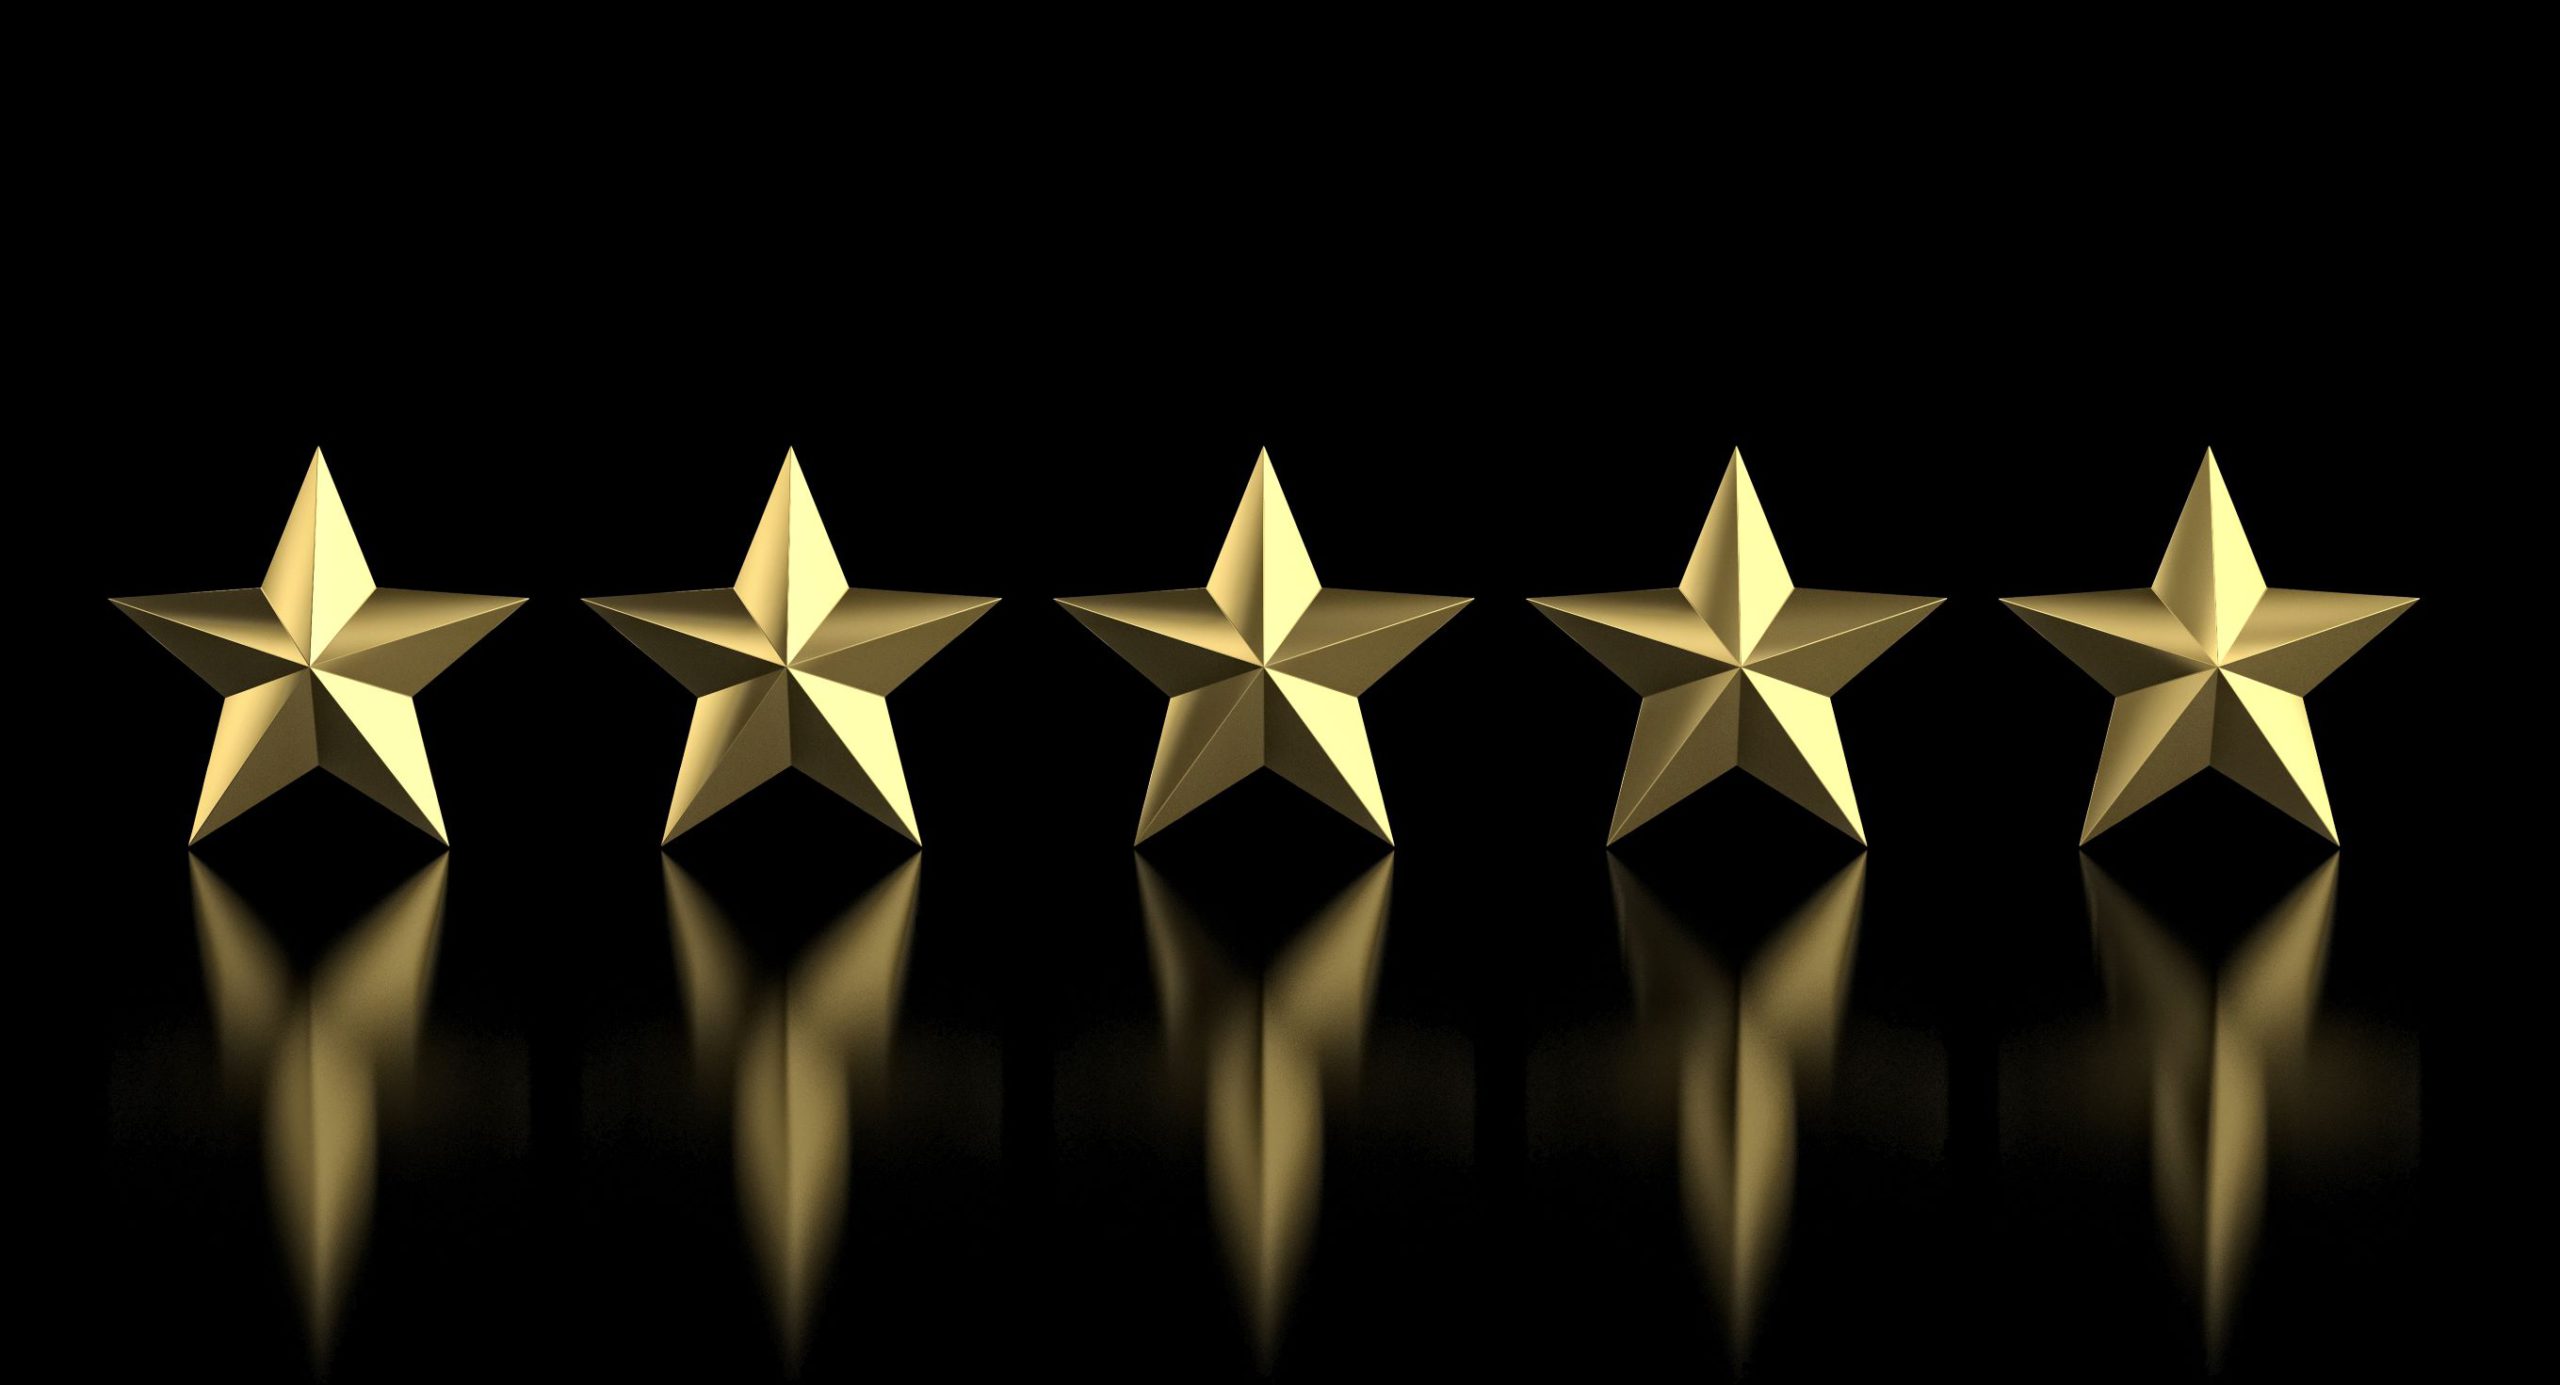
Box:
[83,354,2437,1381]
[100,783,2421,1381]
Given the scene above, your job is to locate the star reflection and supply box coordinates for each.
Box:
[2086,852,2336,1367]
[1609,852,1864,1360]
[190,853,447,1370]
[1135,853,1392,1369]
[661,854,918,1373]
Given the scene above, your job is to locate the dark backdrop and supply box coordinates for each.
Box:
[76,298,2437,1381]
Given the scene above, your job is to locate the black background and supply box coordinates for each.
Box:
[73,272,2442,1382]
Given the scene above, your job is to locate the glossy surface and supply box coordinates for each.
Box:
[89,397,2432,1381]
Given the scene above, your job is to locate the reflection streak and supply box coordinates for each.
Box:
[2087,853,2335,1366]
[1610,853,1863,1359]
[663,854,917,1372]
[1137,855,1391,1368]
[191,854,447,1369]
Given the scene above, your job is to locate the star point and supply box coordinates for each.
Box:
[115,451,522,844]
[589,453,996,845]
[1537,451,1939,844]
[2008,452,2414,843]
[1063,452,1466,844]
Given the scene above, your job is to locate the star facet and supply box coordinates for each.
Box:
[588,451,997,845]
[114,450,524,844]
[1533,449,1941,844]
[1059,450,1470,844]
[2005,451,2415,843]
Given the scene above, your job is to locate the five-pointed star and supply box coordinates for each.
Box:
[587,451,996,845]
[1059,451,1470,844]
[1533,449,1941,844]
[114,450,524,844]
[2004,451,2415,844]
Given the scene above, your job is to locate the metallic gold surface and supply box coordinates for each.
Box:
[1534,451,1940,843]
[1061,452,1468,843]
[114,451,524,843]
[1612,853,1863,1358]
[2087,853,2335,1366]
[664,854,918,1371]
[1137,854,1392,1366]
[2006,452,2415,842]
[191,854,447,1368]
[590,452,997,844]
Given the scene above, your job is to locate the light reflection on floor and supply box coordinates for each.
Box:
[1611,852,1865,1362]
[2086,852,2336,1369]
[663,852,919,1373]
[1137,852,1393,1368]
[189,853,448,1371]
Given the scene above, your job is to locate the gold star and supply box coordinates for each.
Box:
[1533,449,1941,844]
[2005,451,2415,843]
[1059,450,1469,844]
[113,450,524,844]
[588,451,997,845]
